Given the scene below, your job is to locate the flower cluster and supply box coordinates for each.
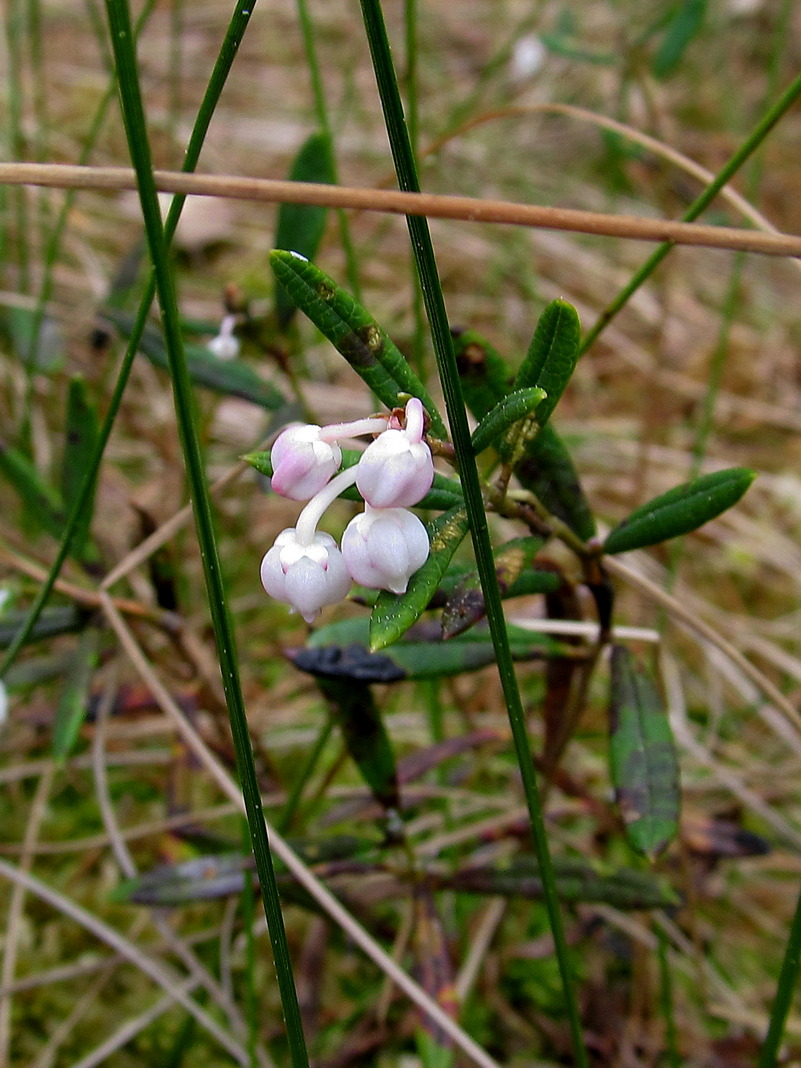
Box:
[261,398,434,622]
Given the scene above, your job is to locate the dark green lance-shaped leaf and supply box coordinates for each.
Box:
[453,326,595,540]
[515,423,597,541]
[0,605,89,649]
[244,447,463,511]
[370,505,470,651]
[514,299,581,429]
[296,617,561,682]
[652,0,707,79]
[114,836,379,906]
[603,467,756,555]
[609,646,680,859]
[452,328,513,421]
[274,132,335,328]
[443,854,679,909]
[52,627,99,763]
[441,536,560,639]
[470,386,546,455]
[104,310,286,410]
[61,377,100,560]
[269,251,447,438]
[115,853,255,906]
[0,441,66,542]
[317,677,399,812]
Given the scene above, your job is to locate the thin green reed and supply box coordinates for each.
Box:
[1,0,250,677]
[579,67,801,357]
[759,886,801,1067]
[103,3,310,1065]
[20,0,157,409]
[690,0,793,477]
[357,3,589,1064]
[404,0,428,378]
[4,0,30,292]
[295,0,361,301]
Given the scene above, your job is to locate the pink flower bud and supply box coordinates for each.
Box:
[341,506,429,594]
[355,399,433,508]
[270,425,342,501]
[260,529,351,623]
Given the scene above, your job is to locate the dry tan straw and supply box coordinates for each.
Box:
[1,162,800,258]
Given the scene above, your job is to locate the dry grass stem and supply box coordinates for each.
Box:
[1,162,799,258]
[98,593,504,1068]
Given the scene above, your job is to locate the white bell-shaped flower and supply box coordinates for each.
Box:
[270,425,342,501]
[355,398,434,509]
[341,506,429,594]
[260,528,351,623]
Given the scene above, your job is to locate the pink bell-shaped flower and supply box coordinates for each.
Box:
[270,425,342,501]
[355,398,434,509]
[260,528,352,623]
[341,505,429,594]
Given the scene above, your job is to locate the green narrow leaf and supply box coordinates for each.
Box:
[274,131,335,327]
[61,377,100,559]
[297,616,561,681]
[453,326,595,540]
[609,645,680,859]
[317,677,399,812]
[0,441,66,542]
[652,0,707,79]
[515,424,597,542]
[452,328,513,421]
[0,605,88,648]
[244,447,463,511]
[603,467,756,555]
[441,536,559,639]
[270,250,447,438]
[443,855,679,909]
[470,386,546,455]
[104,310,287,410]
[52,627,99,763]
[370,504,469,651]
[514,299,581,429]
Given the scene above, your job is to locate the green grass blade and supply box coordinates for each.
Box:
[580,68,801,355]
[294,0,361,301]
[52,627,98,763]
[759,883,801,1067]
[103,2,309,1064]
[357,3,588,1061]
[61,377,100,560]
[0,441,66,542]
[0,0,260,680]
